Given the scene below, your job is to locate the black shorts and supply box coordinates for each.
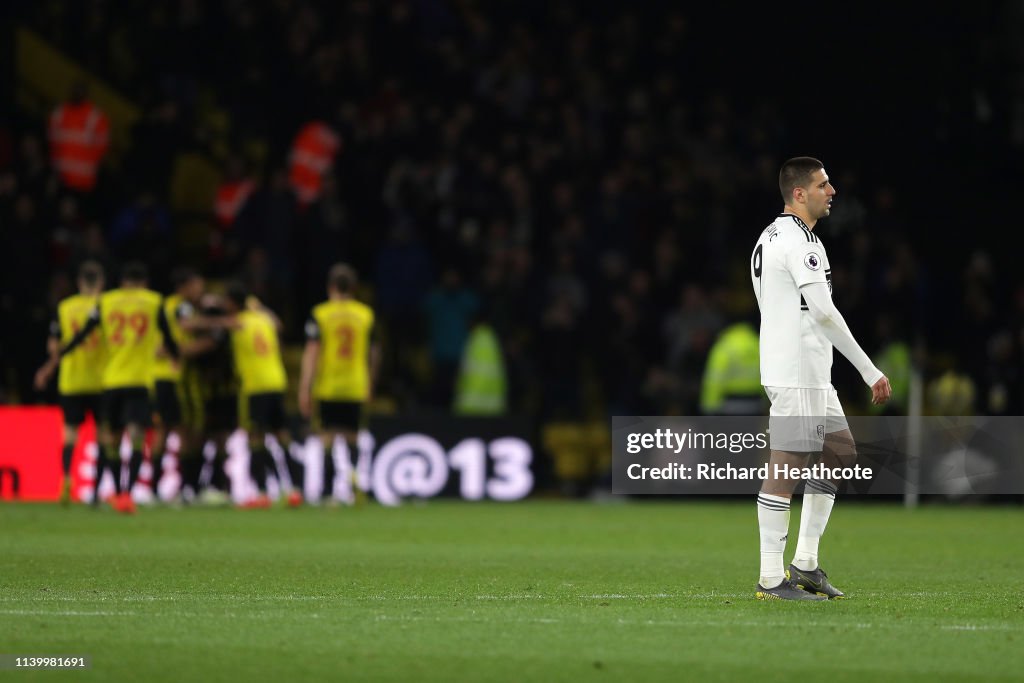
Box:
[248,392,287,432]
[203,395,238,434]
[154,380,183,427]
[319,400,363,432]
[102,387,152,431]
[59,392,102,427]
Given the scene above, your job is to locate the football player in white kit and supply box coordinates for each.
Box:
[750,157,891,600]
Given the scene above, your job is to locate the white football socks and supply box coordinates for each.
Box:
[792,478,838,571]
[757,493,791,589]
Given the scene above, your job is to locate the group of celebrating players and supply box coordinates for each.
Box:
[35,261,379,514]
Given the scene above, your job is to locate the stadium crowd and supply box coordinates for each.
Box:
[3,0,1024,428]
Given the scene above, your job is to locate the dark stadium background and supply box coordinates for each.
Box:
[2,1,1022,494]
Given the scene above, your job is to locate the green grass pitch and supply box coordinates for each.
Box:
[1,500,1021,682]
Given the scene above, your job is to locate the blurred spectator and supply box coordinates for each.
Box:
[663,284,720,411]
[48,82,109,194]
[14,133,55,201]
[928,369,976,416]
[69,222,115,279]
[979,331,1022,415]
[424,267,479,407]
[214,156,256,230]
[48,195,85,268]
[288,120,341,208]
[699,318,762,416]
[109,193,174,286]
[209,156,258,274]
[539,293,583,420]
[869,316,912,416]
[453,310,508,416]
[125,94,189,198]
[663,285,723,376]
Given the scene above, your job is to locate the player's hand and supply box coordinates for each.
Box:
[34,360,56,391]
[298,391,311,419]
[871,375,892,405]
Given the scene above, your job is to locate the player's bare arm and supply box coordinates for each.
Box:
[298,339,320,419]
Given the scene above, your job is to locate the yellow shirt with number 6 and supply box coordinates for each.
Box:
[230,310,287,394]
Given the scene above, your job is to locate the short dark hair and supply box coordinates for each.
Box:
[328,263,357,293]
[224,281,249,309]
[121,261,148,284]
[77,260,104,287]
[779,157,824,203]
[171,266,200,290]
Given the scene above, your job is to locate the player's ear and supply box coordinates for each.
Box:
[793,186,806,204]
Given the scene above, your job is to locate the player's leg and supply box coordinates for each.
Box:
[319,402,347,503]
[207,432,231,497]
[149,421,168,496]
[121,387,152,511]
[758,449,811,590]
[756,387,827,600]
[171,373,203,502]
[58,394,86,505]
[321,400,363,504]
[287,436,305,504]
[151,381,180,497]
[787,387,851,598]
[179,443,204,502]
[125,420,145,494]
[248,428,270,497]
[204,393,236,499]
[79,395,103,506]
[181,388,214,502]
[263,391,301,505]
[270,392,303,507]
[61,423,77,504]
[99,390,124,499]
[100,390,136,514]
[320,428,339,503]
[338,425,364,505]
[91,394,113,506]
[245,394,273,506]
[791,430,851,572]
[125,388,153,498]
[273,426,304,507]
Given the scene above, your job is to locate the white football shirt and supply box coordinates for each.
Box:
[751,214,833,388]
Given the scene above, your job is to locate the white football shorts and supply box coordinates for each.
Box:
[763,385,849,452]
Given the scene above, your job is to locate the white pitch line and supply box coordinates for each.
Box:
[941,624,1019,632]
[585,593,676,599]
[474,594,550,601]
[0,593,699,604]
[0,609,130,617]
[369,614,1021,632]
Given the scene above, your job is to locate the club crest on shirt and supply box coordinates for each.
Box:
[804,253,821,271]
[817,424,825,439]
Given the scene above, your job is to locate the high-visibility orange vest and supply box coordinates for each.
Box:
[48,101,109,191]
[288,121,340,207]
[214,179,256,227]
